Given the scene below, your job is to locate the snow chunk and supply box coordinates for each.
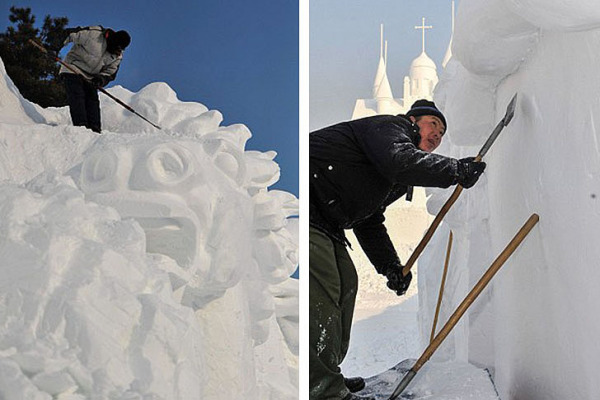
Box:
[0,173,206,399]
[435,60,497,146]
[504,0,600,31]
[454,0,538,78]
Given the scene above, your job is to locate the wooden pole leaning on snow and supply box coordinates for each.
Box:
[389,213,539,400]
[401,93,518,278]
[430,230,452,344]
[28,39,162,130]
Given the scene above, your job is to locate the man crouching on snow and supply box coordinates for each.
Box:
[309,100,486,400]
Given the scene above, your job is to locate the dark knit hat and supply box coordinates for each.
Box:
[113,30,131,49]
[406,99,447,130]
[106,29,131,53]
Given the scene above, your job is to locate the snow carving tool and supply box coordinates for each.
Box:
[401,93,518,278]
[389,213,539,400]
[430,230,452,343]
[28,39,162,130]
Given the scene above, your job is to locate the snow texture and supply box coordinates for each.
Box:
[0,56,298,399]
[419,0,600,399]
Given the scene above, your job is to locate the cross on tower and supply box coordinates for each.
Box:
[415,17,433,53]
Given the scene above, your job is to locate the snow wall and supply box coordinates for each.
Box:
[419,0,600,399]
[0,56,299,399]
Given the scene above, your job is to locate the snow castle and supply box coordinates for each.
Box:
[352,20,440,120]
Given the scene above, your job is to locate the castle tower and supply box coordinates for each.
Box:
[375,40,396,114]
[352,24,403,119]
[402,17,438,104]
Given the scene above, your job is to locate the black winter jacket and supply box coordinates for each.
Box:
[310,114,459,272]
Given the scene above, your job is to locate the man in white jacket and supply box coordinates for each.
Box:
[59,26,131,133]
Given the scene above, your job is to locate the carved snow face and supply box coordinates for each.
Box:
[76,130,297,315]
[81,141,202,268]
[77,134,254,308]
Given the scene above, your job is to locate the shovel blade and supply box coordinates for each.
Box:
[503,93,518,126]
[477,93,518,158]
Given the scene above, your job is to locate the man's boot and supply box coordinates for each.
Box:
[344,376,366,393]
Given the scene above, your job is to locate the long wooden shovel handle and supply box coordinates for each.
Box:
[402,154,483,277]
[389,213,539,399]
[403,185,462,275]
[430,230,453,343]
[415,213,538,370]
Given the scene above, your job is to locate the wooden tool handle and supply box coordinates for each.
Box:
[403,185,463,275]
[414,213,539,372]
[430,230,453,343]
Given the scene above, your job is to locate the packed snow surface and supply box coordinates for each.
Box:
[0,57,298,399]
[418,0,600,399]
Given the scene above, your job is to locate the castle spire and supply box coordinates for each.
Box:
[380,23,383,59]
[385,40,388,65]
[372,24,388,98]
[442,1,455,68]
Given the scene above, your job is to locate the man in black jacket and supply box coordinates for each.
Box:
[309,100,485,400]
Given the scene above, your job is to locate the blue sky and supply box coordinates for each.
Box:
[0,0,299,196]
[310,0,458,131]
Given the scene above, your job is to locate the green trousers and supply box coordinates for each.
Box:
[309,226,358,400]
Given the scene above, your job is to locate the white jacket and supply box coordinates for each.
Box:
[60,26,122,82]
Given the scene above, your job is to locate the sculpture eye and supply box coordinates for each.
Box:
[200,136,246,186]
[146,145,194,186]
[80,150,119,193]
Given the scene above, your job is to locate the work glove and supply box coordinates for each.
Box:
[381,261,412,296]
[91,75,108,88]
[457,157,486,188]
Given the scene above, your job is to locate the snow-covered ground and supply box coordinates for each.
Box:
[0,57,298,399]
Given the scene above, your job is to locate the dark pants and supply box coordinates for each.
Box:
[309,226,358,400]
[62,73,101,133]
